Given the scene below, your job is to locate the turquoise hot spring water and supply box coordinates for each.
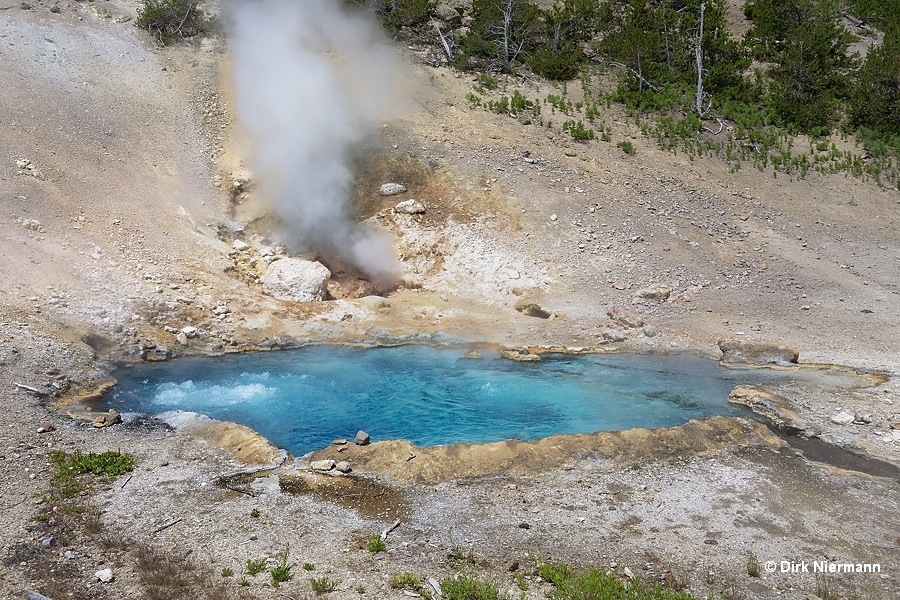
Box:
[100,345,859,455]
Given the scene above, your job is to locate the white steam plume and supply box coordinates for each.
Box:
[226,0,401,285]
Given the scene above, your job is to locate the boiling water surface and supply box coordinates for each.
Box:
[104,345,847,455]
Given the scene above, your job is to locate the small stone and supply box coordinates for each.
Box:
[146,346,170,361]
[622,567,635,579]
[831,411,855,425]
[335,460,351,473]
[379,183,407,196]
[181,326,198,338]
[394,199,426,214]
[37,421,55,433]
[92,409,122,428]
[508,561,520,572]
[549,213,558,222]
[333,438,348,446]
[233,239,249,251]
[175,332,189,346]
[310,459,335,472]
[95,568,114,583]
[601,329,626,343]
[354,430,370,446]
[518,522,530,529]
[64,550,74,559]
[41,537,56,549]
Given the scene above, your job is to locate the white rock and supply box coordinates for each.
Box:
[95,568,114,583]
[175,332,189,346]
[831,411,855,425]
[549,213,558,222]
[310,459,335,471]
[233,239,249,251]
[394,199,426,214]
[181,326,198,338]
[261,258,331,302]
[379,183,407,196]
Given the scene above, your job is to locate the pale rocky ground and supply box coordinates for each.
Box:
[1,2,899,600]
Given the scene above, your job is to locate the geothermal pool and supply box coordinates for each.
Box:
[102,345,855,455]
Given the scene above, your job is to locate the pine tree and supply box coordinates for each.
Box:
[746,0,854,132]
[849,19,900,135]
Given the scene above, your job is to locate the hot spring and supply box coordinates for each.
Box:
[100,345,862,455]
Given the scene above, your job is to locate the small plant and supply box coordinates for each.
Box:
[136,0,203,45]
[617,140,636,155]
[476,73,498,90]
[563,120,595,141]
[246,557,267,576]
[815,574,836,600]
[746,553,760,577]
[367,534,386,553]
[391,571,432,596]
[238,577,250,587]
[514,572,528,591]
[356,584,366,594]
[303,562,315,571]
[270,545,293,586]
[311,575,340,593]
[537,561,571,586]
[439,574,503,600]
[221,567,234,577]
[249,508,261,518]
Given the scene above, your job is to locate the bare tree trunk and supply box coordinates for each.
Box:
[694,1,708,115]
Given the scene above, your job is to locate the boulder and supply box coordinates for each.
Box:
[261,258,331,302]
[514,301,551,319]
[717,339,799,366]
[831,411,855,425]
[607,307,644,329]
[233,239,250,251]
[92,409,121,428]
[394,199,426,214]
[633,284,671,302]
[379,183,407,196]
[601,329,626,342]
[354,430,370,446]
[310,459,335,472]
[335,460,351,473]
[434,3,461,25]
[500,349,541,362]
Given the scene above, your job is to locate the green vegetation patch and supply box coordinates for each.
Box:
[539,561,696,600]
